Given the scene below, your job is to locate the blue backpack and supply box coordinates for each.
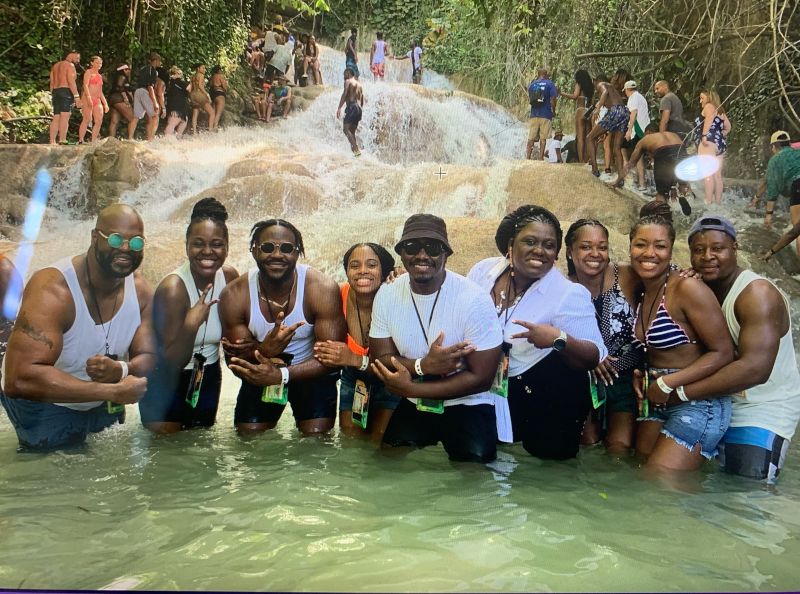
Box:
[529,80,547,107]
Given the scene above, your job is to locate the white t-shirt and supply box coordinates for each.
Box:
[405,47,423,69]
[546,138,562,163]
[370,271,502,407]
[627,91,650,137]
[264,31,278,52]
[467,257,606,376]
[269,44,292,74]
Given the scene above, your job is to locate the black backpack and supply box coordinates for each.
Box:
[529,80,547,107]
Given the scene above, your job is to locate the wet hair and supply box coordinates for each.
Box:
[565,219,609,276]
[495,204,563,255]
[645,122,659,133]
[342,243,395,282]
[249,218,305,256]
[629,215,675,246]
[192,63,203,71]
[64,49,79,59]
[639,200,673,222]
[89,55,101,66]
[377,32,383,40]
[351,27,358,35]
[611,68,631,91]
[187,197,228,241]
[574,70,593,102]
[344,67,354,77]
[211,65,222,75]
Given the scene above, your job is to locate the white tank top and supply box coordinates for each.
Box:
[172,261,226,369]
[723,269,800,439]
[247,264,314,364]
[55,256,141,411]
[373,40,386,63]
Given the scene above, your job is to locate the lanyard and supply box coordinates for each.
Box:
[195,278,215,354]
[410,282,443,346]
[85,256,118,356]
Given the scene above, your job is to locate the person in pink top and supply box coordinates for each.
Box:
[78,56,109,144]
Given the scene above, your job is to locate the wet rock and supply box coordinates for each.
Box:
[87,138,154,212]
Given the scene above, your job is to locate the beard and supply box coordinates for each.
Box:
[95,248,142,279]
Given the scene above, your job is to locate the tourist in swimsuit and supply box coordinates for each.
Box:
[587,78,630,180]
[77,56,108,144]
[304,35,322,84]
[566,219,644,452]
[695,89,731,204]
[336,68,364,156]
[163,66,191,137]
[629,215,734,472]
[49,49,82,145]
[139,198,238,433]
[560,69,594,163]
[219,218,346,437]
[209,66,227,130]
[1,205,155,451]
[189,63,216,134]
[107,64,136,140]
[467,205,606,460]
[312,243,401,440]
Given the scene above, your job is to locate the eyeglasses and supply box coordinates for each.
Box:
[259,241,297,254]
[400,239,445,257]
[96,229,145,252]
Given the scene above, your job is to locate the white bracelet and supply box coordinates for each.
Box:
[676,386,689,402]
[656,376,673,394]
[414,358,424,377]
[118,360,129,380]
[280,366,290,386]
[359,355,369,372]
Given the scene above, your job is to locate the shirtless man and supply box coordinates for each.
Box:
[218,218,345,436]
[49,50,82,145]
[336,68,364,156]
[587,78,629,179]
[686,216,800,483]
[618,123,692,214]
[0,205,155,451]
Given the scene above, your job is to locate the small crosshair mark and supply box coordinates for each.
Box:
[434,166,447,180]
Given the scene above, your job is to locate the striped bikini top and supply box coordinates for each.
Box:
[633,277,697,350]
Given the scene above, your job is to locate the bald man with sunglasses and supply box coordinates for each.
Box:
[1,204,156,451]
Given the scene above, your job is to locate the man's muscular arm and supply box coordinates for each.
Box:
[218,275,258,364]
[127,273,157,377]
[3,269,118,403]
[681,281,785,400]
[284,270,345,382]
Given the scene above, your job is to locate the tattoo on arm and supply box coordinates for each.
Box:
[16,314,54,350]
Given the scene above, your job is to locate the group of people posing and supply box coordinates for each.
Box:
[48,50,228,144]
[1,200,798,485]
[528,69,731,206]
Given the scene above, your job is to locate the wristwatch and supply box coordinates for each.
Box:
[552,329,567,352]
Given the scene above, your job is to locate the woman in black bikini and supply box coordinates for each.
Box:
[560,70,594,163]
[107,64,135,139]
[209,65,228,130]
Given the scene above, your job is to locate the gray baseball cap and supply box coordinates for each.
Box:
[687,215,737,242]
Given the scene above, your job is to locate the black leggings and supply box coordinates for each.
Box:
[508,352,592,460]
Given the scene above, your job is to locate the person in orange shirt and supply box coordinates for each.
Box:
[313,243,400,440]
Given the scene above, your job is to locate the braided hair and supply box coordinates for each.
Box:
[187,197,228,241]
[494,204,563,255]
[564,219,608,276]
[629,215,675,245]
[249,218,305,256]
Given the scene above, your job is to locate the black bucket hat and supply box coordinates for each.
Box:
[394,213,454,255]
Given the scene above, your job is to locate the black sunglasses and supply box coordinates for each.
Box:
[400,239,446,257]
[258,241,297,254]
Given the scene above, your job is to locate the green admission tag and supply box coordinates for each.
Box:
[185,353,206,408]
[490,343,511,398]
[589,372,606,410]
[641,371,650,417]
[352,379,370,429]
[261,382,288,405]
[107,401,124,414]
[411,375,445,414]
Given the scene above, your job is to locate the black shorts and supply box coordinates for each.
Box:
[139,359,222,428]
[622,134,640,152]
[344,102,362,126]
[52,88,75,115]
[789,178,800,207]
[382,399,497,463]
[508,351,592,460]
[653,145,685,197]
[234,371,338,425]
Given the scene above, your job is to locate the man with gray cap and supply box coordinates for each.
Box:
[685,215,800,482]
[370,214,503,463]
[762,131,800,252]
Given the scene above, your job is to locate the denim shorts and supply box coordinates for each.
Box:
[642,368,732,459]
[1,391,123,451]
[339,367,401,412]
